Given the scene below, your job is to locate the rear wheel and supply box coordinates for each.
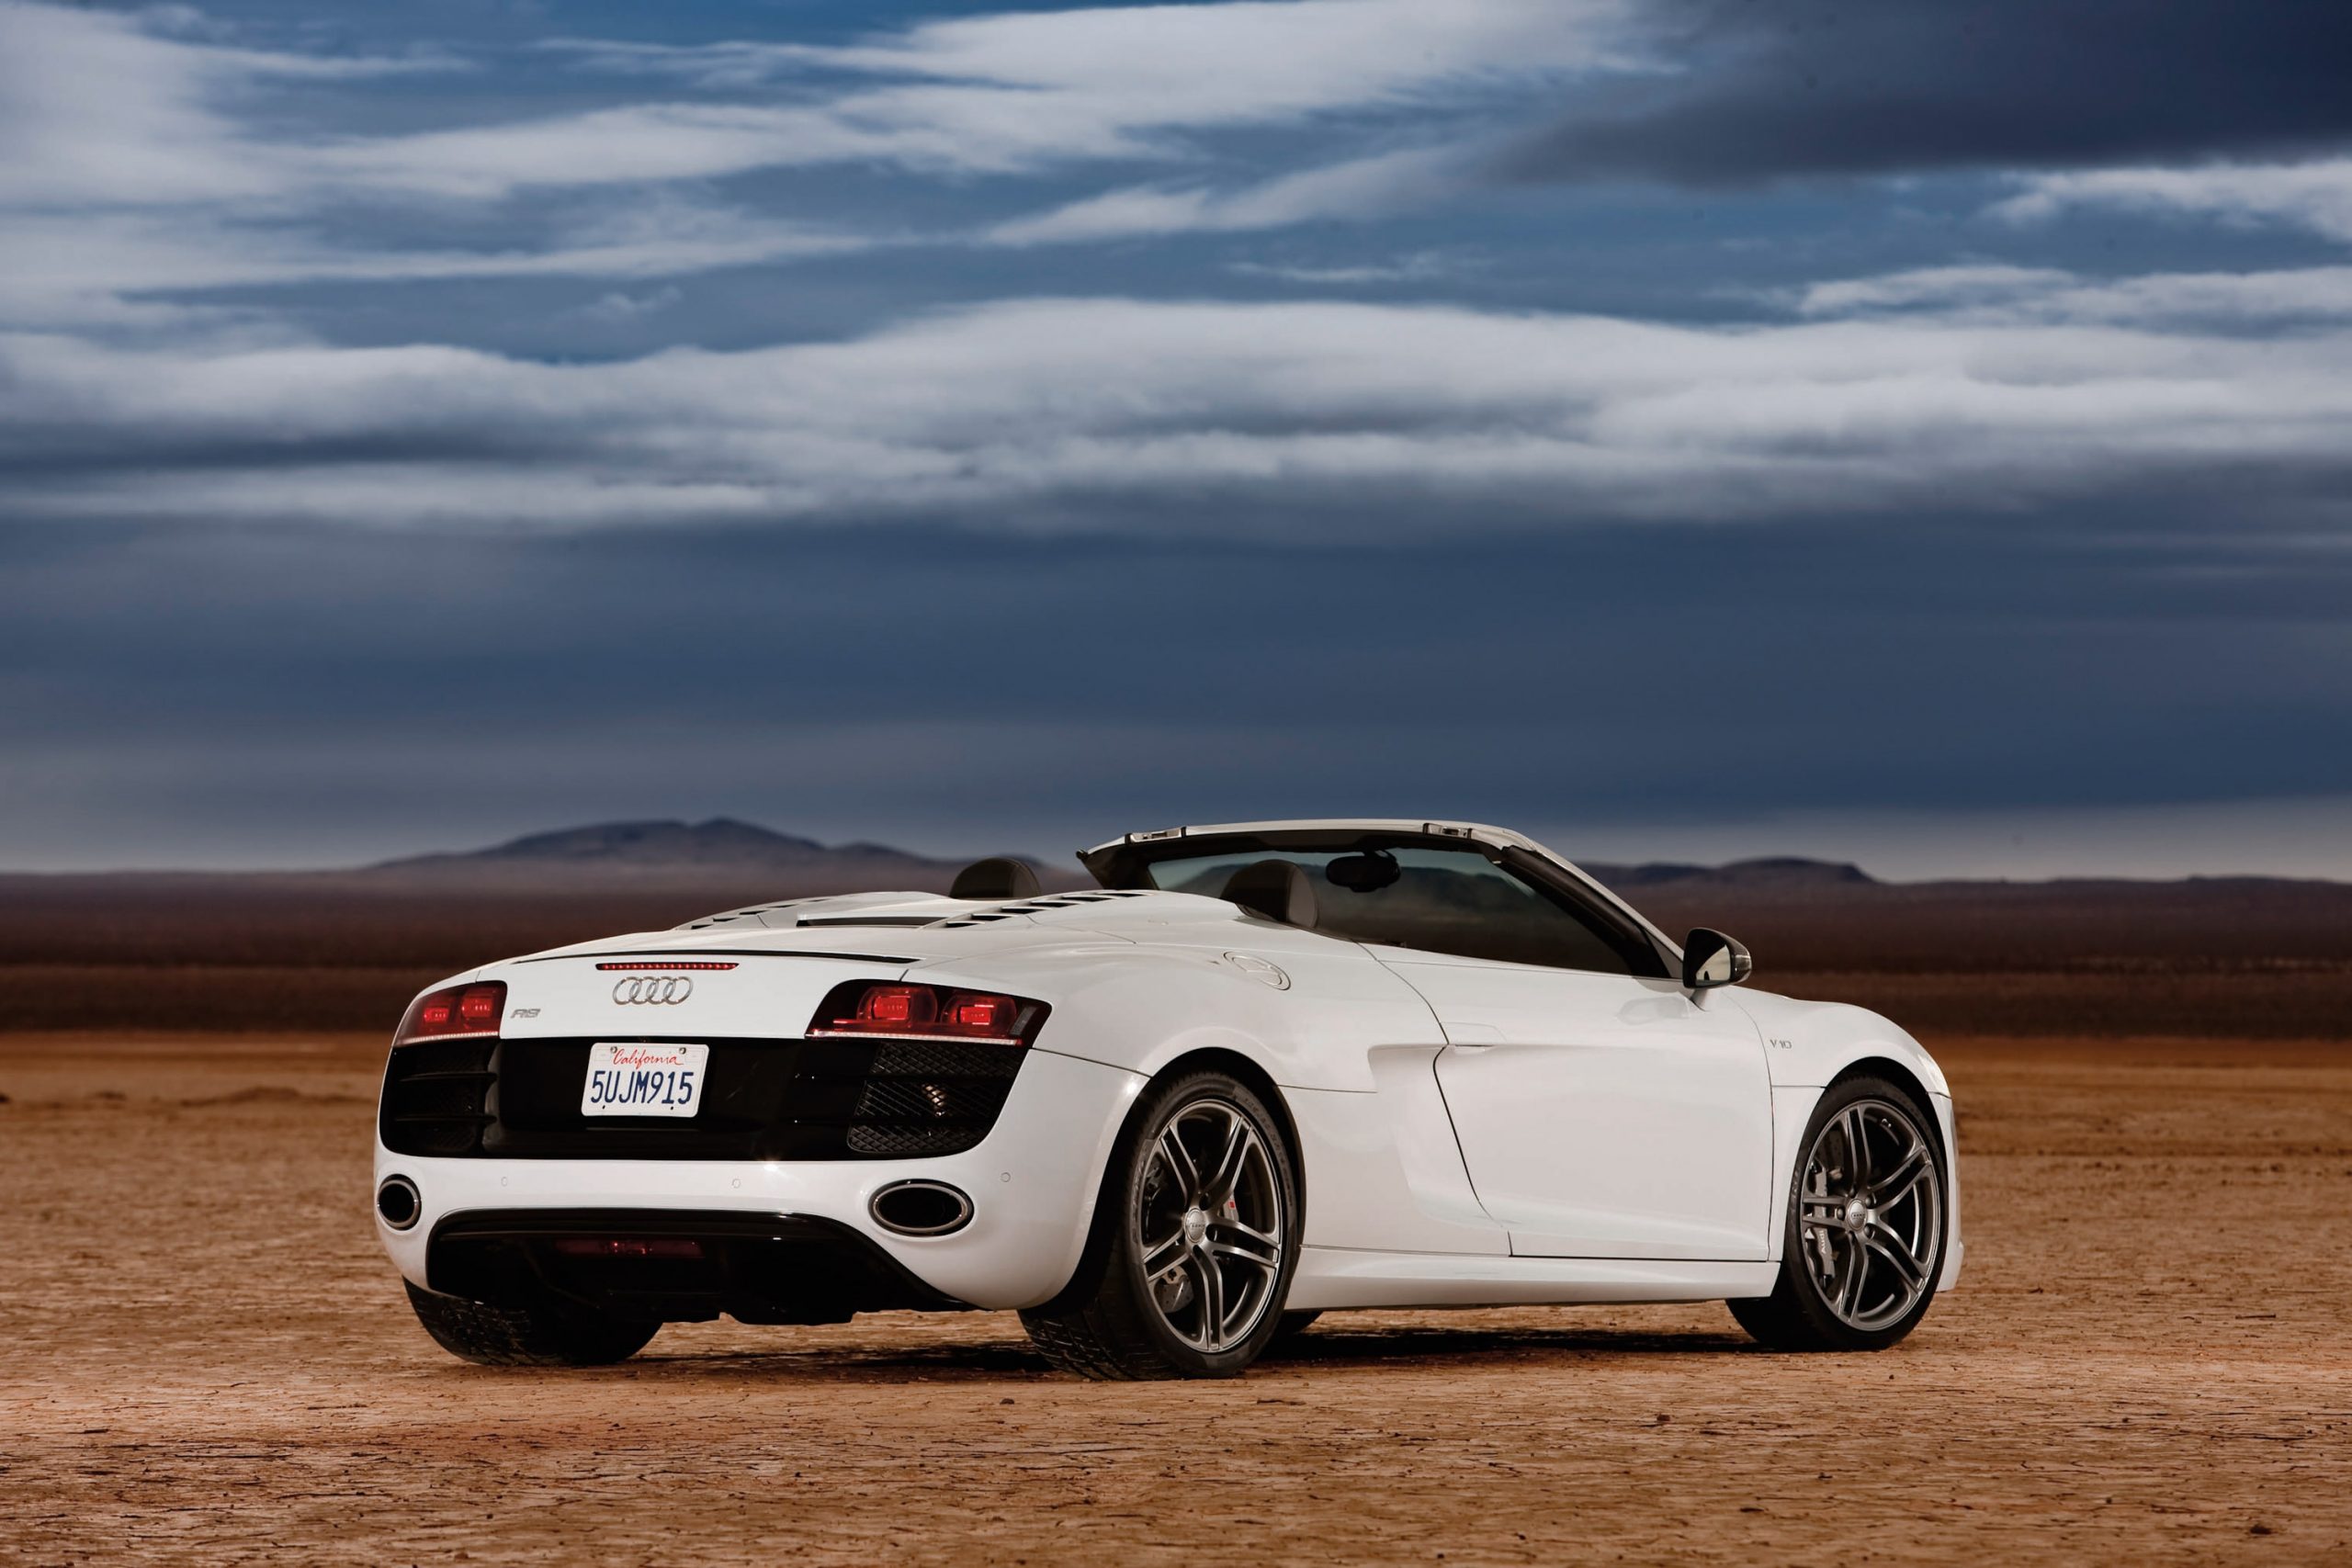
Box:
[1731,1075,1947,1351]
[1021,1070,1299,1379]
[404,1280,660,1367]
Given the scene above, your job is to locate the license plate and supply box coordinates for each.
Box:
[582,1043,709,1118]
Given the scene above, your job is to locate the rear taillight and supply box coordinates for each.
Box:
[395,981,507,1045]
[808,981,1046,1046]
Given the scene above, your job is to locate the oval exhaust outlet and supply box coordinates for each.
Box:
[376,1175,423,1231]
[869,1179,973,1237]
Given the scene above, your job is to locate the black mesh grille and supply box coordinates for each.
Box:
[843,1040,1023,1156]
[379,1035,1025,1161]
[378,1039,495,1156]
[847,1122,985,1156]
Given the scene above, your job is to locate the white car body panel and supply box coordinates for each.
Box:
[1382,953,1775,1260]
[373,818,1963,1315]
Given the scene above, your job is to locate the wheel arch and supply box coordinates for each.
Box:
[1829,1055,1940,1134]
[1019,1043,1311,1363]
[1118,1045,1307,1224]
[1800,1054,1964,1293]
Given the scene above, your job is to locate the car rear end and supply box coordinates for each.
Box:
[372,943,1139,1328]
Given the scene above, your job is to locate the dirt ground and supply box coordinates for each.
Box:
[3,1033,2347,1565]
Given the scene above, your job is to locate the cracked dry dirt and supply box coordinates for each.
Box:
[3,1033,2348,1564]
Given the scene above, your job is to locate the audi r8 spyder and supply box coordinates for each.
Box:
[374,819,1962,1379]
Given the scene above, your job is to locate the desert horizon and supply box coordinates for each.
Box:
[6,816,2346,1039]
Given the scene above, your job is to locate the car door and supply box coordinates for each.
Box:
[1376,950,1773,1259]
[1097,833,1776,1262]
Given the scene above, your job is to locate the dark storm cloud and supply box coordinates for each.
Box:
[1503,0,2352,186]
[5,515,2349,868]
[6,1,2350,874]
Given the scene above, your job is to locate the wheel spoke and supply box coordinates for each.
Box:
[1190,1247,1227,1347]
[1871,1143,1930,1210]
[1836,1237,1870,1316]
[1799,1191,1845,1215]
[1218,1213,1280,1249]
[1863,1225,1928,1288]
[1155,1126,1200,1200]
[1209,1224,1281,1275]
[1140,1229,1187,1278]
[1204,1115,1254,1203]
[1841,1106,1872,1186]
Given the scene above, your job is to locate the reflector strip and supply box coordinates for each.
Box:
[550,1237,706,1259]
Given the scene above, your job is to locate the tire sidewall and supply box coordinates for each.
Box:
[1116,1072,1301,1376]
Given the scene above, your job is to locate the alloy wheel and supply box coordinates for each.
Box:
[1795,1098,1942,1332]
[1135,1097,1285,1354]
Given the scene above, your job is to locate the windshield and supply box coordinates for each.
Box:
[1137,842,1657,976]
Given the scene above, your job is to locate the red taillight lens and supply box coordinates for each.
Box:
[861,985,934,1028]
[395,981,506,1044]
[951,994,1006,1031]
[808,982,1044,1046]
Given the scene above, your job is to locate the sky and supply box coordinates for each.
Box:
[3,0,2351,877]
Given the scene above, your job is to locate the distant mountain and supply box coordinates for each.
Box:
[369,818,956,876]
[1583,857,1877,891]
[6,826,2349,1036]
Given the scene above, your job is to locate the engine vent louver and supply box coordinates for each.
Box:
[674,898,820,932]
[928,889,1143,928]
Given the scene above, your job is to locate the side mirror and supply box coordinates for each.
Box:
[1681,928,1752,989]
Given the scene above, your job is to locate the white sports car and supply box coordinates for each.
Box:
[375,819,1961,1379]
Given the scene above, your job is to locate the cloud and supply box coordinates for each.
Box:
[356,0,1635,198]
[986,145,1469,244]
[554,1,1634,126]
[577,287,684,324]
[1228,251,1482,286]
[0,6,855,333]
[0,1,1623,329]
[0,204,865,334]
[0,1,458,209]
[1499,0,2352,186]
[1793,263,2352,325]
[1996,158,2352,244]
[6,289,2350,536]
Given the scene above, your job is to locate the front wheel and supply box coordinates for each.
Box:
[1021,1070,1300,1379]
[1731,1075,1947,1351]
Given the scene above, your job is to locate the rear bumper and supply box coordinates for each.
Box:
[424,1208,963,1323]
[375,1046,1145,1312]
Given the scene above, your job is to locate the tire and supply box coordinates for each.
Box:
[403,1280,660,1367]
[1021,1069,1301,1380]
[1731,1074,1948,1352]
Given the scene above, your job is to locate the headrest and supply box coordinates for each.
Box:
[1222,859,1317,928]
[950,856,1043,900]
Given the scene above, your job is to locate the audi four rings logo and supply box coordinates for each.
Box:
[612,976,694,1005]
